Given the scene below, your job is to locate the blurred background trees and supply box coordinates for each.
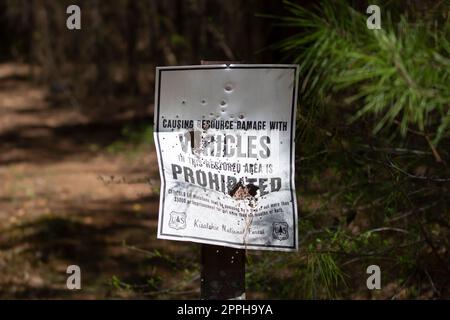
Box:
[0,0,287,103]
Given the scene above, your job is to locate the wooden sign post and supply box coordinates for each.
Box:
[200,60,245,300]
[201,244,245,299]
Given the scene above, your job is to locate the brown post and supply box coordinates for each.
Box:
[200,60,246,300]
[201,245,246,299]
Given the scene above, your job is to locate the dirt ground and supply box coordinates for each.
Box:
[0,63,199,299]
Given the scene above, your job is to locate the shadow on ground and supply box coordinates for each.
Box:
[0,195,199,299]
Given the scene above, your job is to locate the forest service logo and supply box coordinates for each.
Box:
[169,211,186,230]
[272,222,289,240]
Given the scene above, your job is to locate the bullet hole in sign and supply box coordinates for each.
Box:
[229,181,259,208]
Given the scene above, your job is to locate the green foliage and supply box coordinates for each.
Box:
[107,124,153,155]
[280,0,450,144]
[247,250,347,299]
[250,0,450,299]
[303,251,347,299]
[111,275,132,291]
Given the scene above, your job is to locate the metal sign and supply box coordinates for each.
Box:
[154,64,299,251]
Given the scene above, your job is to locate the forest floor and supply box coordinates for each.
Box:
[0,63,199,299]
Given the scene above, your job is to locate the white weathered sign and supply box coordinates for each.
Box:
[154,64,299,251]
